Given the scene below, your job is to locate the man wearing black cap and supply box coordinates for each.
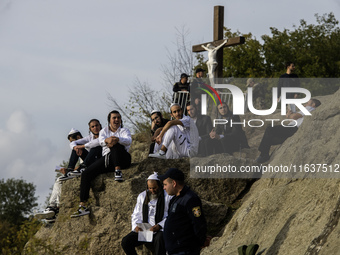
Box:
[191,68,205,115]
[173,73,190,113]
[159,168,209,255]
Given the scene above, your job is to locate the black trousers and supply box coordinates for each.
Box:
[68,145,102,169]
[121,231,166,255]
[258,125,298,156]
[79,143,131,202]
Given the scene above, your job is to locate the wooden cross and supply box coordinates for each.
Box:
[192,6,245,78]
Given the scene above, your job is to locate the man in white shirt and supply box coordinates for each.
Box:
[71,110,132,218]
[149,103,199,159]
[256,99,321,163]
[121,172,171,255]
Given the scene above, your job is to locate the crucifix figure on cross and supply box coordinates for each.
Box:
[201,39,228,83]
[192,6,245,86]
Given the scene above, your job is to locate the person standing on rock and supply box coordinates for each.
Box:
[256,99,321,163]
[121,172,172,255]
[160,168,210,255]
[71,110,132,218]
[278,61,300,112]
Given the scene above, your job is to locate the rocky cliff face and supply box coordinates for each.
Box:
[27,89,340,255]
[201,89,340,255]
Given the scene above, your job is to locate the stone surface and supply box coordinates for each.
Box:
[27,89,340,255]
[201,89,340,255]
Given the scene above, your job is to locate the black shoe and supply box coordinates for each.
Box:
[70,167,86,177]
[71,206,90,218]
[256,155,270,163]
[115,170,123,182]
[59,169,77,181]
[45,215,56,223]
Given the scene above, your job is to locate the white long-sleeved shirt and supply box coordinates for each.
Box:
[131,190,172,232]
[99,126,132,156]
[69,133,100,151]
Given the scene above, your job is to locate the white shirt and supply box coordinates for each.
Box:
[99,126,132,156]
[131,190,172,232]
[69,133,100,151]
[289,106,315,127]
[178,115,199,156]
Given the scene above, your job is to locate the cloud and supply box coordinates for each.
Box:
[0,110,67,208]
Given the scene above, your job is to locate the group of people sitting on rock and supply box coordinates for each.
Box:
[35,110,132,221]
[34,67,322,255]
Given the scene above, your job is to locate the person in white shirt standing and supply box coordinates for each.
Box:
[71,110,132,218]
[121,172,171,255]
[149,103,199,159]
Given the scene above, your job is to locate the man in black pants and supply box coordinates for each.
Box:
[256,99,321,163]
[160,168,210,255]
[71,110,132,218]
[121,172,171,255]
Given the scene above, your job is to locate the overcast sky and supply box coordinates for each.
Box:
[1,0,340,208]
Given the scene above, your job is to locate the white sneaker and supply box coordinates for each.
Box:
[148,150,166,159]
[35,207,58,220]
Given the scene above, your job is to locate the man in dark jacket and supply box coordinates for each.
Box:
[173,73,190,113]
[149,110,170,154]
[160,168,210,255]
[209,102,249,155]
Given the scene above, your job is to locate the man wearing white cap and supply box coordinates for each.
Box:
[35,127,84,222]
[121,172,171,255]
[149,103,199,159]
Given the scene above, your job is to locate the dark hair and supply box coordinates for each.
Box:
[311,99,321,108]
[67,132,82,141]
[88,119,102,135]
[167,177,184,186]
[285,61,294,68]
[107,110,123,128]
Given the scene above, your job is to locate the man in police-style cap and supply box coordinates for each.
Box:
[159,168,210,255]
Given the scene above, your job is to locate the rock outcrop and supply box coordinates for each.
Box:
[27,89,340,255]
[201,89,340,255]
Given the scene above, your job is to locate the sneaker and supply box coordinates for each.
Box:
[35,206,58,220]
[70,167,86,177]
[59,170,77,181]
[71,206,90,218]
[148,150,166,159]
[115,169,123,182]
[45,216,56,223]
[256,154,270,163]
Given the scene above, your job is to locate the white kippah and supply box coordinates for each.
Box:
[68,128,79,135]
[151,109,160,115]
[169,103,181,112]
[147,172,159,181]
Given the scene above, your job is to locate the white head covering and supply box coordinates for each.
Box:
[147,172,159,181]
[169,103,181,112]
[68,128,79,135]
[151,109,160,116]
